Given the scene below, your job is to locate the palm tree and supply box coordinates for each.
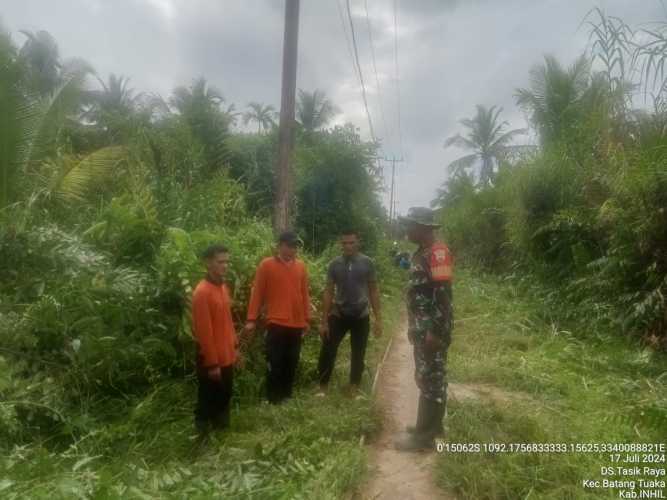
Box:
[169,78,230,172]
[224,103,241,127]
[243,102,276,133]
[444,105,527,187]
[95,74,138,114]
[170,77,224,117]
[1,29,25,208]
[18,30,61,95]
[86,74,141,140]
[1,28,123,210]
[296,89,337,132]
[431,171,476,209]
[515,55,593,146]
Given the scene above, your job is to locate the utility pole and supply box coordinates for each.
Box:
[393,193,399,221]
[274,0,300,233]
[385,156,404,225]
[389,159,396,222]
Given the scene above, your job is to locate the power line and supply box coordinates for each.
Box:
[363,0,390,142]
[393,0,404,158]
[335,0,360,86]
[345,0,377,144]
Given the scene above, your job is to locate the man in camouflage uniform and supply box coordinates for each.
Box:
[395,207,453,452]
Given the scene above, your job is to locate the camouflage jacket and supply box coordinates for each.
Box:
[407,242,454,343]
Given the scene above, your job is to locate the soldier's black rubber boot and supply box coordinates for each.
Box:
[433,400,446,437]
[395,398,440,452]
[394,431,435,451]
[404,394,428,435]
[405,396,446,437]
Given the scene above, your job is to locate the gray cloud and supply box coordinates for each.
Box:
[2,0,663,212]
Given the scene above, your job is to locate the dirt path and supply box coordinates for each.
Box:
[355,318,531,500]
[356,321,454,500]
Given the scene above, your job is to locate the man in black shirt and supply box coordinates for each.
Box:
[317,230,382,396]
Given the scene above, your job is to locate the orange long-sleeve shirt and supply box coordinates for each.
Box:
[247,256,310,328]
[192,280,237,369]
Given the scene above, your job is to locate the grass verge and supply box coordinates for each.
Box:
[1,287,403,499]
[437,269,667,500]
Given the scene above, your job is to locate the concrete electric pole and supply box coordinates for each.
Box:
[274,0,300,232]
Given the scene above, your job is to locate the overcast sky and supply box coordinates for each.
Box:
[1,0,664,213]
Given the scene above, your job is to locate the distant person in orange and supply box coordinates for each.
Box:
[244,230,311,404]
[191,244,240,436]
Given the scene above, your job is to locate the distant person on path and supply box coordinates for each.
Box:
[244,230,311,404]
[191,244,241,436]
[395,207,454,451]
[317,230,382,396]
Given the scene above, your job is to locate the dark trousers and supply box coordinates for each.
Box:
[265,324,303,404]
[195,364,234,430]
[318,314,370,386]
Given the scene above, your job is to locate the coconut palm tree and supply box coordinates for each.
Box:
[170,77,224,118]
[18,30,61,95]
[515,55,594,146]
[223,103,241,127]
[0,29,25,208]
[94,74,138,115]
[169,78,230,172]
[444,105,527,187]
[296,89,337,132]
[85,74,142,141]
[1,29,124,210]
[243,102,276,133]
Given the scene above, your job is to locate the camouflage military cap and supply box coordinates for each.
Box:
[399,207,441,228]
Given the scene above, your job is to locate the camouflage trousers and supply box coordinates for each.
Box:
[413,339,448,404]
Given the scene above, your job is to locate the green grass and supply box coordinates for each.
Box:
[437,269,667,500]
[0,288,403,499]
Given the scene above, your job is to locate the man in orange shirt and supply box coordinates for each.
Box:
[192,244,240,435]
[244,230,310,404]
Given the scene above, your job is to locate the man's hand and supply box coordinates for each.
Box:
[207,366,222,382]
[373,319,383,338]
[244,321,256,334]
[319,321,329,340]
[302,324,310,338]
[424,331,442,354]
[240,321,256,347]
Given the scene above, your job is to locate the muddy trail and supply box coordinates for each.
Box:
[355,320,451,500]
[355,320,527,500]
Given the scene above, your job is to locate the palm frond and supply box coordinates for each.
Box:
[0,29,23,208]
[297,89,337,132]
[444,134,477,150]
[16,67,90,171]
[41,146,126,204]
[491,128,528,148]
[446,153,478,176]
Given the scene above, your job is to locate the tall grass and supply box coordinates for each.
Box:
[437,270,666,499]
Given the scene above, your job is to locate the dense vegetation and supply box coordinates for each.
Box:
[0,24,396,498]
[434,10,667,348]
[438,269,666,499]
[2,7,666,499]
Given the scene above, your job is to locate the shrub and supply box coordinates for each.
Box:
[84,193,165,266]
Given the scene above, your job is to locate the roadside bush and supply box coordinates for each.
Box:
[177,174,249,231]
[436,122,666,344]
[595,147,667,340]
[439,173,510,270]
[84,193,165,266]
